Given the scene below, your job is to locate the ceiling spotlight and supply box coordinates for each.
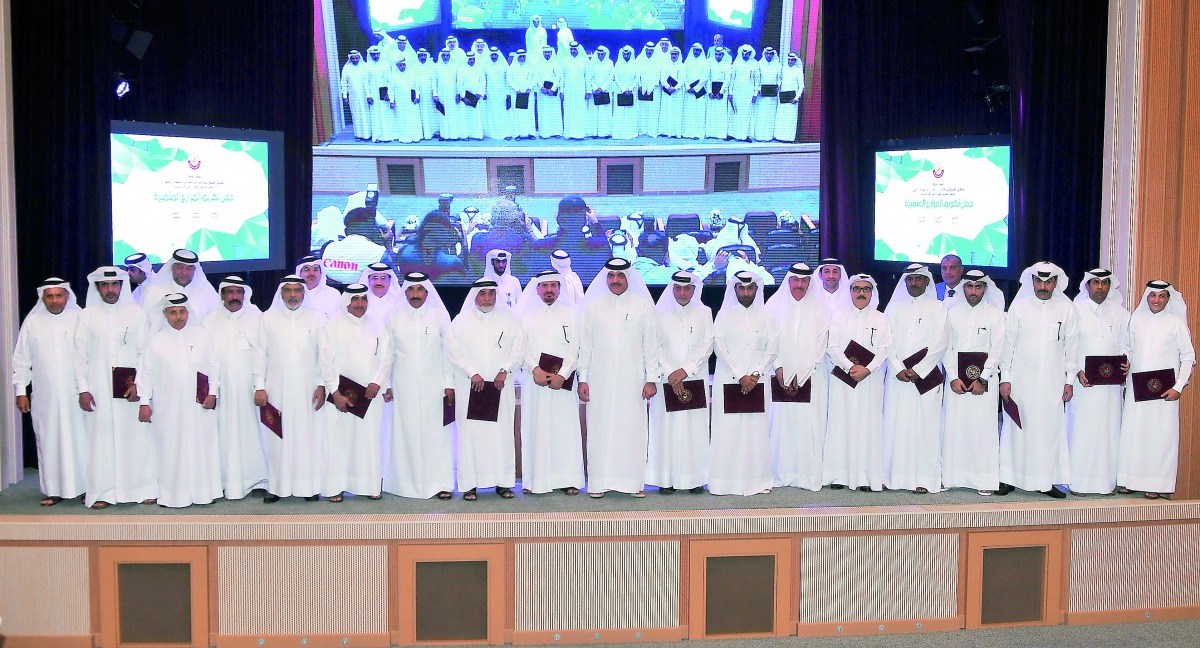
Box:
[114,74,131,98]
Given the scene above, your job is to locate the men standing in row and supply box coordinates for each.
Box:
[74,267,154,509]
[204,276,268,500]
[998,262,1079,498]
[941,270,1006,494]
[13,278,87,506]
[578,258,658,498]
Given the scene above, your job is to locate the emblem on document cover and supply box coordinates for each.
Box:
[965,364,982,380]
[679,387,693,403]
[847,356,860,366]
[784,383,799,397]
[263,409,276,424]
[1147,378,1164,394]
[1099,363,1114,378]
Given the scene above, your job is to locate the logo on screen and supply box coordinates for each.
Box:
[187,154,202,170]
[932,164,944,178]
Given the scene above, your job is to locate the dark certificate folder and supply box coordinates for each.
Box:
[378,86,389,101]
[666,76,678,88]
[434,99,445,115]
[617,92,635,107]
[692,87,707,99]
[1085,354,1128,386]
[326,374,371,419]
[831,340,875,389]
[443,394,455,425]
[538,352,575,390]
[709,81,724,97]
[542,80,555,91]
[1132,368,1176,402]
[780,90,797,103]
[593,91,611,106]
[663,379,707,412]
[760,83,778,97]
[902,347,946,395]
[638,89,654,101]
[957,351,988,385]
[111,366,136,399]
[515,92,530,109]
[411,89,418,103]
[196,372,209,404]
[1002,397,1022,429]
[770,375,811,403]
[723,383,766,414]
[463,91,480,107]
[260,402,283,438]
[466,383,502,422]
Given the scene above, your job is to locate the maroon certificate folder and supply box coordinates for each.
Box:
[442,394,455,425]
[1132,368,1176,402]
[538,352,575,390]
[1084,354,1128,386]
[326,375,371,419]
[1002,397,1022,429]
[722,383,765,414]
[770,374,812,403]
[902,347,946,395]
[831,340,875,389]
[957,352,988,386]
[111,366,136,399]
[466,383,502,422]
[196,372,209,404]
[260,402,283,438]
[663,379,707,412]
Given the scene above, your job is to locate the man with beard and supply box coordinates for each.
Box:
[136,293,221,508]
[13,278,87,506]
[140,248,220,327]
[560,42,590,139]
[203,276,268,500]
[357,262,404,324]
[578,258,659,498]
[814,258,851,313]
[936,254,966,307]
[703,271,778,495]
[535,47,563,138]
[773,52,804,142]
[941,270,1006,494]
[383,272,456,499]
[823,274,891,491]
[646,271,714,494]
[1067,268,1129,495]
[507,50,537,139]
[517,270,585,495]
[74,267,154,509]
[253,276,326,503]
[446,278,525,500]
[764,263,830,492]
[998,262,1080,498]
[122,252,157,305]
[341,50,372,140]
[386,57,423,143]
[612,46,640,140]
[296,255,342,320]
[483,249,522,307]
[883,263,949,494]
[319,284,390,503]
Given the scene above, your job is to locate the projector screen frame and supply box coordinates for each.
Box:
[110,120,288,274]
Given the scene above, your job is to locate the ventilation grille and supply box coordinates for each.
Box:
[606,164,636,195]
[713,161,742,192]
[386,163,417,195]
[496,164,526,193]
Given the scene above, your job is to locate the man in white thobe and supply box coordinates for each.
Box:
[1067,268,1129,495]
[1117,281,1196,498]
[535,47,563,138]
[203,276,268,500]
[935,254,966,307]
[365,46,389,141]
[773,52,804,142]
[823,274,892,491]
[706,47,732,139]
[682,43,709,139]
[611,46,640,140]
[13,278,87,505]
[517,271,586,494]
[882,263,949,493]
[658,47,685,138]
[74,267,155,508]
[253,276,326,503]
[122,252,158,305]
[727,45,759,141]
[447,279,526,500]
[456,52,486,140]
[814,258,851,313]
[414,49,440,139]
[553,18,575,56]
[765,263,830,491]
[525,16,548,62]
[590,47,615,138]
[384,272,457,499]
[319,284,390,502]
[482,47,511,140]
[560,42,590,139]
[139,248,220,327]
[646,271,714,494]
[550,249,585,303]
[296,254,342,320]
[483,249,522,307]
[358,262,404,325]
[998,262,1080,498]
[754,48,781,141]
[508,50,537,139]
[341,50,372,140]
[941,270,1006,494]
[635,42,660,136]
[578,258,659,498]
[433,49,462,140]
[709,271,779,495]
[136,293,221,508]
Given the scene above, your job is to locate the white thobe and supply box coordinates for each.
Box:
[137,324,222,508]
[74,302,155,506]
[727,61,759,140]
[365,61,390,141]
[646,302,714,490]
[636,56,660,136]
[526,27,548,59]
[535,58,563,137]
[253,306,325,498]
[508,62,537,137]
[767,296,831,491]
[612,60,640,140]
[481,61,511,139]
[493,274,522,308]
[203,306,268,499]
[306,284,343,321]
[998,297,1079,491]
[341,61,371,139]
[773,62,804,142]
[579,294,659,494]
[754,59,782,141]
[682,58,709,139]
[446,309,525,491]
[13,308,87,499]
[1117,311,1195,493]
[456,64,486,140]
[823,307,892,490]
[413,62,440,139]
[387,67,423,143]
[710,306,779,495]
[319,312,391,498]
[384,305,456,498]
[940,301,1005,491]
[658,59,685,137]
[519,301,585,492]
[706,62,731,139]
[883,295,949,492]
[1067,298,1129,493]
[555,27,575,56]
[433,61,462,140]
[589,58,614,137]
[560,54,590,139]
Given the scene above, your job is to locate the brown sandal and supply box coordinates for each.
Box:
[91,501,111,510]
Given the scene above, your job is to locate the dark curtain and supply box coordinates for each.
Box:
[820,0,1108,303]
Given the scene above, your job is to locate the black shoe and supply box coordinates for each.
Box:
[829,484,845,490]
[1043,487,1066,499]
[690,486,705,494]
[263,494,280,504]
[996,483,1015,496]
[250,488,269,498]
[659,487,676,495]
[858,486,871,492]
[305,494,320,502]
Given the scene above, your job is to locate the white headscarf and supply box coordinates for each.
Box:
[655,270,704,315]
[216,275,260,315]
[340,283,368,311]
[1074,267,1124,308]
[483,249,515,281]
[399,271,448,316]
[151,248,220,304]
[358,262,402,309]
[1014,261,1069,303]
[122,252,156,284]
[764,263,827,385]
[885,262,938,316]
[765,263,815,314]
[460,277,509,315]
[846,273,881,311]
[815,257,851,304]
[550,250,585,302]
[959,269,1006,309]
[32,277,81,316]
[153,292,191,328]
[734,44,757,70]
[515,270,577,317]
[1132,280,1188,321]
[85,266,133,308]
[268,275,307,313]
[583,258,653,307]
[716,270,766,328]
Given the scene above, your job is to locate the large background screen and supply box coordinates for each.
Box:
[707,0,754,28]
[452,0,685,30]
[110,121,286,272]
[873,141,1011,268]
[369,0,441,30]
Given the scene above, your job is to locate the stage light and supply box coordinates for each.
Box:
[114,74,131,98]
